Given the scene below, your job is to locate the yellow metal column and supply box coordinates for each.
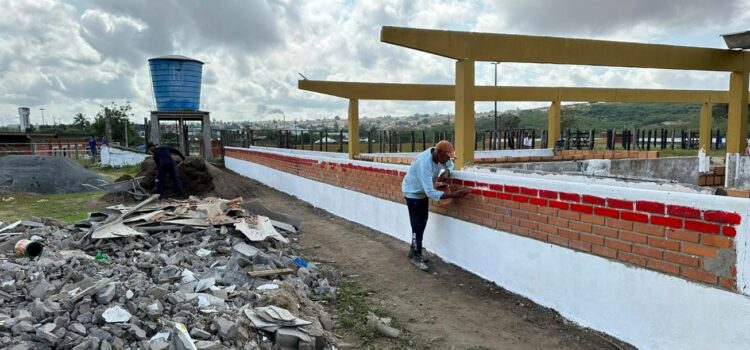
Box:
[547,101,561,148]
[454,59,475,169]
[727,72,748,153]
[348,98,360,159]
[699,102,712,151]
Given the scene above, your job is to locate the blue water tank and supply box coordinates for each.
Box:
[148,55,204,111]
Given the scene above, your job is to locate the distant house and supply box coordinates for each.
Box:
[0,132,88,158]
[286,126,308,135]
[314,137,343,144]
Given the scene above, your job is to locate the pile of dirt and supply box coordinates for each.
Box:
[0,155,106,194]
[136,156,257,198]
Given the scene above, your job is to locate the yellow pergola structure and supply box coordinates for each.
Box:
[379,27,750,168]
[299,79,737,163]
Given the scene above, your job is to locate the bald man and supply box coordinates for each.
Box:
[401,140,468,271]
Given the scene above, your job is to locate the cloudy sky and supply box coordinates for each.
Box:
[1,0,749,126]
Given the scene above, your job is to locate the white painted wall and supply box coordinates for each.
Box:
[226,154,750,350]
[100,145,149,167]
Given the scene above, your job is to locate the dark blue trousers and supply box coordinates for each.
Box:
[405,197,429,256]
[156,163,184,197]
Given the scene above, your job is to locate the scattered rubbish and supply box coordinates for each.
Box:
[248,268,295,278]
[0,194,339,349]
[102,305,132,323]
[256,283,280,291]
[234,216,290,243]
[245,305,312,332]
[196,248,213,257]
[241,199,302,228]
[14,239,43,258]
[150,331,170,342]
[94,251,110,263]
[366,311,400,338]
[174,322,198,350]
[2,197,15,202]
[293,257,309,268]
[82,176,148,201]
[194,277,216,292]
[0,220,21,233]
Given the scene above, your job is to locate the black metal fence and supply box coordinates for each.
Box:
[219,127,726,156]
[603,128,724,151]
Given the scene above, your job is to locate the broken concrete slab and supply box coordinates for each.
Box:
[101,305,131,323]
[234,216,289,243]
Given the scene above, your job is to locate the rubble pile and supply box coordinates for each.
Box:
[0,196,341,350]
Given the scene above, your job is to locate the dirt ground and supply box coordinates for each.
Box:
[225,168,635,350]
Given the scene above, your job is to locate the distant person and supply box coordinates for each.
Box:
[523,134,532,149]
[88,135,97,160]
[102,135,109,146]
[147,142,186,198]
[401,140,468,271]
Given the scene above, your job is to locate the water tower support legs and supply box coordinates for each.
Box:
[202,114,212,159]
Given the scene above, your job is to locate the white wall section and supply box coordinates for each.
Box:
[226,153,750,350]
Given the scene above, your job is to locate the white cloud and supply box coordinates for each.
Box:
[0,0,747,127]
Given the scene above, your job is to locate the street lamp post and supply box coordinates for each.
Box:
[492,62,498,131]
[491,62,499,150]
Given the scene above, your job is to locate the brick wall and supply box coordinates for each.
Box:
[699,167,725,187]
[226,147,741,291]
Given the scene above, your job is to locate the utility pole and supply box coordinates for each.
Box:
[124,119,128,147]
[104,107,112,146]
[492,62,499,131]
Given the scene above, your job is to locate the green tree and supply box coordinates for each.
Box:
[73,113,89,130]
[91,102,139,145]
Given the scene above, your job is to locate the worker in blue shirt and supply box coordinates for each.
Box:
[88,135,97,160]
[147,142,186,198]
[401,140,468,271]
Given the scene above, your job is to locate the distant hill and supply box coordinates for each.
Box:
[474,103,730,132]
[251,102,736,133]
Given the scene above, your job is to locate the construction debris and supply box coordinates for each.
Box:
[0,195,345,349]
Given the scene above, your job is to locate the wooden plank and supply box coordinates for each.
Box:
[248,268,295,278]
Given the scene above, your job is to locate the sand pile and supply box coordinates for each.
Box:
[137,156,257,198]
[0,155,106,194]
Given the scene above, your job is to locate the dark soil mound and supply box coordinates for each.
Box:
[0,155,106,194]
[137,156,214,196]
[136,156,258,198]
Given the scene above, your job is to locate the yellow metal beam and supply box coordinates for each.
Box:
[381,26,746,72]
[699,103,712,151]
[548,101,561,147]
[300,80,737,103]
[727,72,749,153]
[455,60,475,169]
[348,99,359,159]
[298,79,452,100]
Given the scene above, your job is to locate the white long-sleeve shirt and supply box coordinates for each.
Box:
[401,148,454,201]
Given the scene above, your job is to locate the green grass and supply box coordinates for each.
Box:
[0,191,104,223]
[77,159,141,181]
[334,278,412,349]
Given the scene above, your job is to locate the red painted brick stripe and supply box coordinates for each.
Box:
[667,205,701,219]
[703,211,741,225]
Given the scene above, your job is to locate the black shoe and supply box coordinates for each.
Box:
[408,251,430,263]
[409,256,429,271]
